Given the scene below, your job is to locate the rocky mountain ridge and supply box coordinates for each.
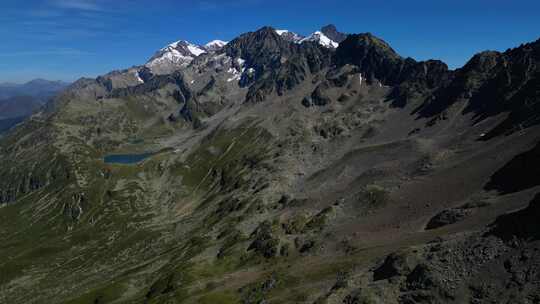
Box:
[99,25,345,89]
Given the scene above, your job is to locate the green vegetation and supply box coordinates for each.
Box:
[305,206,335,232]
[283,213,310,234]
[248,220,282,259]
[171,121,273,192]
[64,282,127,304]
[199,291,240,304]
[358,184,389,208]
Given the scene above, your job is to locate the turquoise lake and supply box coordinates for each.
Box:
[103,153,153,164]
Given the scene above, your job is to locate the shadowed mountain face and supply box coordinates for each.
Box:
[485,140,540,194]
[0,79,68,133]
[321,24,348,43]
[0,116,26,134]
[335,34,451,95]
[1,26,540,303]
[0,96,43,134]
[416,39,540,137]
[489,193,540,240]
[0,96,44,119]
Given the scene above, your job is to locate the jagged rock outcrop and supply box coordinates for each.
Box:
[417,39,540,137]
[321,24,348,43]
[224,26,333,102]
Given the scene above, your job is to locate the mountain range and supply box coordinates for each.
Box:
[0,79,69,100]
[1,24,540,304]
[0,79,69,133]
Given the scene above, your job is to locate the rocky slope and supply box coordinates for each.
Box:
[0,25,539,304]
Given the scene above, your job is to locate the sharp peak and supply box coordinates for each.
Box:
[337,33,402,61]
[167,40,196,46]
[231,26,284,43]
[206,39,227,44]
[253,26,288,38]
[256,26,277,32]
[321,24,338,30]
[345,32,391,45]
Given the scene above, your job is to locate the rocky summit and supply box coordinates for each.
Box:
[1,24,540,304]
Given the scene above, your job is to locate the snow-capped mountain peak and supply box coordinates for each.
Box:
[300,31,339,48]
[204,40,228,51]
[144,26,343,76]
[159,40,206,56]
[275,29,303,43]
[205,40,228,48]
[275,29,289,36]
[146,40,207,74]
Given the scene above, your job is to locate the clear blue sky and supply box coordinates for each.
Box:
[1,0,539,83]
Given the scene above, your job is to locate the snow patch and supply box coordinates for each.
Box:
[227,75,241,82]
[300,31,339,48]
[187,44,206,56]
[227,58,247,82]
[275,29,303,42]
[236,58,246,66]
[164,40,205,56]
[205,40,228,48]
[135,71,144,84]
[146,39,207,70]
[146,50,193,68]
[166,41,182,49]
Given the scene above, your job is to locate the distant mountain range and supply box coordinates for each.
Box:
[0,79,69,133]
[0,79,69,100]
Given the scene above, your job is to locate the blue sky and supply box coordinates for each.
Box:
[1,0,539,83]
